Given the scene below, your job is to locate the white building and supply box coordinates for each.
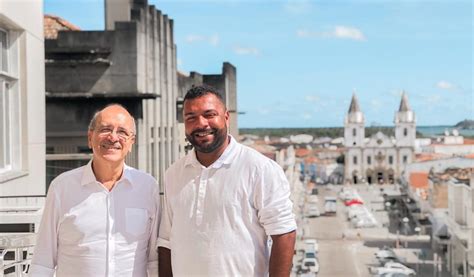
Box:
[0,0,45,232]
[446,174,474,276]
[344,93,415,184]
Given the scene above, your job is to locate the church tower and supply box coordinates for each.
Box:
[394,92,416,147]
[344,93,365,147]
[394,92,416,174]
[344,93,365,184]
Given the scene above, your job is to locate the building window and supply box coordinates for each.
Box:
[403,155,408,163]
[0,28,20,177]
[0,80,11,171]
[403,128,407,136]
[352,128,356,137]
[0,29,8,72]
[388,155,393,165]
[353,156,357,165]
[367,156,371,165]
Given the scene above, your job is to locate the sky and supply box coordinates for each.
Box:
[43,0,473,128]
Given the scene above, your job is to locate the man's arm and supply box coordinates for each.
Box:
[158,247,173,277]
[29,183,60,277]
[146,185,160,276]
[269,230,296,277]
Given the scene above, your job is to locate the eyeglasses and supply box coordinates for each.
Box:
[95,126,135,142]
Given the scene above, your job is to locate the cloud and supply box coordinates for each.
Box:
[436,80,455,90]
[302,113,313,120]
[233,46,260,56]
[305,95,320,102]
[284,0,313,14]
[185,34,219,46]
[257,107,270,115]
[297,25,366,41]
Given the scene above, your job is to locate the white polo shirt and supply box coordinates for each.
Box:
[30,161,159,277]
[158,136,296,276]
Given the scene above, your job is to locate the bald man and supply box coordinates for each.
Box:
[30,104,159,277]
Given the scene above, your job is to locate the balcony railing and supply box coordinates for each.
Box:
[0,234,36,277]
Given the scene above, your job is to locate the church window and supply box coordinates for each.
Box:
[403,128,407,136]
[367,156,371,164]
[353,156,357,165]
[403,155,408,163]
[352,128,356,137]
[388,155,393,165]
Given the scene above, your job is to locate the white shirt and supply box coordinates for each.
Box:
[30,161,159,277]
[158,136,296,277]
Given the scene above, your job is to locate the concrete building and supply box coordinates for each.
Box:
[446,173,474,276]
[0,0,46,232]
[177,63,238,138]
[45,0,181,189]
[344,93,415,184]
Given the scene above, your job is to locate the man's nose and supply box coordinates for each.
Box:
[197,115,209,127]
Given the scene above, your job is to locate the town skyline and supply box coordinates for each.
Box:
[44,0,473,128]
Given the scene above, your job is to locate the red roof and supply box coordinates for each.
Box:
[295,148,311,158]
[44,15,81,39]
[409,172,429,189]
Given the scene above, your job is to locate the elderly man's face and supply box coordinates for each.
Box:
[183,94,229,154]
[88,106,135,165]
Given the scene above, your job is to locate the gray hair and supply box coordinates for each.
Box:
[88,104,136,134]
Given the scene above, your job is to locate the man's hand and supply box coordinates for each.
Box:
[269,230,296,277]
[158,247,173,277]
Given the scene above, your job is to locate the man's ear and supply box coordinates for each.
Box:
[87,130,93,149]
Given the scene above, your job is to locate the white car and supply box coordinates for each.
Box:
[306,205,320,218]
[324,196,337,214]
[307,195,319,204]
[304,239,319,253]
[370,262,415,275]
[301,257,320,273]
[352,215,377,228]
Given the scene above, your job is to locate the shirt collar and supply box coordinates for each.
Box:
[184,135,238,169]
[81,159,134,186]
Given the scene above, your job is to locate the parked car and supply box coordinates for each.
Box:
[375,247,402,264]
[324,196,337,215]
[301,257,320,273]
[369,262,415,276]
[304,251,316,259]
[307,205,320,218]
[304,239,319,253]
[307,195,319,204]
[352,214,377,228]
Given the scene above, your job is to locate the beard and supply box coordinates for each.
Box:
[186,125,228,154]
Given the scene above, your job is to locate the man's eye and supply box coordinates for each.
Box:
[205,113,217,118]
[100,127,113,133]
[118,130,129,137]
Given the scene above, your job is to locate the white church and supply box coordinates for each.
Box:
[344,93,416,184]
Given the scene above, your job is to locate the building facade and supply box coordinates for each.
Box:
[344,93,416,184]
[0,0,46,231]
[446,174,474,276]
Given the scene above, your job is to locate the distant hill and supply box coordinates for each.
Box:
[239,127,424,138]
[455,119,474,129]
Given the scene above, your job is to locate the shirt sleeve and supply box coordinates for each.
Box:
[29,181,60,277]
[157,174,172,249]
[147,183,160,276]
[254,160,297,236]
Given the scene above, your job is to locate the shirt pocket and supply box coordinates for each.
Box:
[125,208,149,238]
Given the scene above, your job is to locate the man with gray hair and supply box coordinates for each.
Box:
[30,104,160,276]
